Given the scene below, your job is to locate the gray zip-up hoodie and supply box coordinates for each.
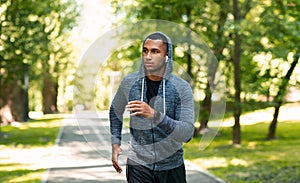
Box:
[109,32,194,171]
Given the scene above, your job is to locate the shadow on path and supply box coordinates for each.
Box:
[42,115,225,183]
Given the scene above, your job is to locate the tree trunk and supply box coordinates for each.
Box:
[2,80,25,121]
[266,54,299,140]
[194,83,212,136]
[23,63,29,121]
[232,0,242,145]
[200,85,212,130]
[194,1,228,136]
[198,56,218,134]
[42,73,58,114]
[267,102,280,140]
[186,6,192,78]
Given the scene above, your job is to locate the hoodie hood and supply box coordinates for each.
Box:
[139,32,173,79]
[110,32,195,171]
[138,32,173,114]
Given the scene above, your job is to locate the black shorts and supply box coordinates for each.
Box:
[126,161,186,183]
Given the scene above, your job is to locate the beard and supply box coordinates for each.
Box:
[144,62,166,77]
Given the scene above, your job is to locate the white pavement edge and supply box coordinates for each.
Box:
[41,117,66,183]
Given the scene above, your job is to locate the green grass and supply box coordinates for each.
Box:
[0,166,44,183]
[184,121,300,183]
[1,106,299,182]
[0,116,62,182]
[1,117,61,147]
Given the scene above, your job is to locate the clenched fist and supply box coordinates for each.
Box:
[126,101,155,119]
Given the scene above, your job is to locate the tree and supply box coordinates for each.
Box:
[110,0,300,144]
[40,0,79,114]
[1,0,40,121]
[0,0,78,120]
[229,0,255,144]
[111,0,230,136]
[267,54,299,139]
[196,0,231,135]
[231,0,242,145]
[258,0,300,139]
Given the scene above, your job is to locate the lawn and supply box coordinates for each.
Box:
[184,117,300,182]
[1,106,299,183]
[0,116,62,183]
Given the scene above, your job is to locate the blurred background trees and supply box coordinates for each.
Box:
[110,0,300,144]
[0,0,78,121]
[0,0,299,144]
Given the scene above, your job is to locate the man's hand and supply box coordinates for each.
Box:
[126,101,155,119]
[112,144,122,173]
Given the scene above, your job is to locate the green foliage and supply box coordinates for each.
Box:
[0,0,79,113]
[255,0,300,89]
[109,0,300,139]
[0,117,61,147]
[184,120,300,182]
[108,0,231,111]
[0,116,61,182]
[110,0,300,141]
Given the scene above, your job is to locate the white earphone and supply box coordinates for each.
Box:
[165,55,168,63]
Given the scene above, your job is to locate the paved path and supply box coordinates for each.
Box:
[42,113,225,183]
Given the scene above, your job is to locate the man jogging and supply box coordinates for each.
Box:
[110,31,194,183]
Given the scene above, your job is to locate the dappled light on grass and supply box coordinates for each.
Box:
[1,118,61,147]
[184,109,300,183]
[0,163,33,172]
[246,141,257,149]
[193,157,249,170]
[230,158,248,167]
[10,120,61,130]
[10,171,44,183]
[214,103,300,128]
[193,157,227,169]
[0,117,62,182]
[0,167,44,183]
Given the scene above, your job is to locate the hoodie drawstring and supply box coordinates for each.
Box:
[141,78,145,102]
[163,79,166,114]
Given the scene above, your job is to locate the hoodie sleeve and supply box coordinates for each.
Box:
[155,82,194,143]
[109,79,128,145]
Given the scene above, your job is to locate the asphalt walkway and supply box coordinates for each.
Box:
[41,114,225,183]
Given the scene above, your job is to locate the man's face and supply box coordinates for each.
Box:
[142,38,167,76]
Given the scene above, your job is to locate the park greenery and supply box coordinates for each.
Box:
[0,0,79,121]
[0,116,61,183]
[1,0,299,145]
[0,106,299,182]
[109,0,300,144]
[0,0,300,181]
[185,105,300,183]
